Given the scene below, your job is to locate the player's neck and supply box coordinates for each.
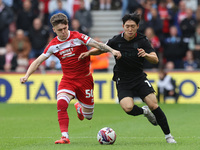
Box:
[57,36,68,41]
[124,33,137,41]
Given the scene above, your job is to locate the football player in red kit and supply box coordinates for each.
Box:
[20,13,121,144]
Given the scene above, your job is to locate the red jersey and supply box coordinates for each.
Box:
[158,5,170,33]
[43,31,91,79]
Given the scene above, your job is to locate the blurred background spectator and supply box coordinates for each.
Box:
[38,0,50,26]
[196,5,200,24]
[182,50,199,71]
[11,29,31,72]
[0,0,14,47]
[136,7,146,34]
[122,0,141,16]
[0,47,6,55]
[143,0,153,22]
[121,0,128,17]
[11,29,31,59]
[8,21,17,42]
[0,43,18,72]
[16,0,39,36]
[180,8,197,39]
[163,25,187,68]
[157,0,172,41]
[165,61,175,71]
[173,0,187,36]
[48,0,70,16]
[182,0,198,12]
[166,0,178,19]
[144,27,162,69]
[48,0,91,19]
[71,18,87,34]
[28,17,50,59]
[12,0,23,15]
[48,0,71,37]
[2,0,13,7]
[157,69,179,103]
[99,0,112,10]
[145,7,163,41]
[74,0,93,35]
[188,24,200,63]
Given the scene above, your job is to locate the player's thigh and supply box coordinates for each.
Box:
[57,79,76,99]
[137,78,155,100]
[76,75,94,109]
[143,93,158,110]
[120,97,134,112]
[116,84,134,112]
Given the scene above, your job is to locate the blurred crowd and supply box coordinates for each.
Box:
[0,0,200,73]
[123,0,200,71]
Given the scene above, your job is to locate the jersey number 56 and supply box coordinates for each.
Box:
[85,89,93,98]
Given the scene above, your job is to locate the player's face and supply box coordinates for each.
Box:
[53,23,69,40]
[123,20,139,41]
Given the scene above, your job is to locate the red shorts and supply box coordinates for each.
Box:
[57,74,94,108]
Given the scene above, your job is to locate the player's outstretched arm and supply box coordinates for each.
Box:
[20,54,48,84]
[88,39,121,59]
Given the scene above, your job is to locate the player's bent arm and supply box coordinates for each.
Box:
[86,48,105,56]
[144,52,159,64]
[88,48,105,55]
[20,54,48,83]
[88,39,121,59]
[78,48,104,60]
[88,39,113,53]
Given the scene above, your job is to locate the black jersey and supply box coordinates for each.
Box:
[106,32,155,83]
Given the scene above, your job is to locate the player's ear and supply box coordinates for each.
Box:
[52,27,56,33]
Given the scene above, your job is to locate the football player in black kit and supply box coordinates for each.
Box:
[79,12,177,143]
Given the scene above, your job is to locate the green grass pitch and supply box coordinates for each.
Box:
[0,103,200,150]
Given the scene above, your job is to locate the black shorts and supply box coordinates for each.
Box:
[116,77,155,102]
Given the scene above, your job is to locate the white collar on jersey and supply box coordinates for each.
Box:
[57,30,70,41]
[121,32,124,37]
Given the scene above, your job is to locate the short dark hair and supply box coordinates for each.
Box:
[50,13,68,27]
[122,12,141,25]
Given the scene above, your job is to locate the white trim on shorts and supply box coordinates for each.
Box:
[57,95,71,104]
[57,89,76,97]
[79,101,94,109]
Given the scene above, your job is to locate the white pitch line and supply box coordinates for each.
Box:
[13,137,53,139]
[0,136,199,139]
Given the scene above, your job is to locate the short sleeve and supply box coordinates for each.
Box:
[142,37,155,53]
[79,33,91,45]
